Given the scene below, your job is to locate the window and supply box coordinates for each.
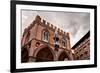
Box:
[42,30,49,42]
[62,41,65,47]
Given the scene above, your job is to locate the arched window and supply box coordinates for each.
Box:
[42,30,49,42]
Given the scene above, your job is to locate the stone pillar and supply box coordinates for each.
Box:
[69,51,74,60]
[28,40,36,62]
[28,47,34,62]
[54,51,58,61]
[29,56,36,62]
[66,33,73,60]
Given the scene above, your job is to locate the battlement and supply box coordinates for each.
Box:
[23,15,70,38]
[43,19,46,24]
[35,15,41,22]
[47,22,50,27]
[23,28,28,37]
[66,33,70,39]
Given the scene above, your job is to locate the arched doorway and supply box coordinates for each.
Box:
[58,51,69,61]
[21,47,29,63]
[34,46,54,62]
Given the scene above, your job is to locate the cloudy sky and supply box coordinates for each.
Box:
[22,10,90,47]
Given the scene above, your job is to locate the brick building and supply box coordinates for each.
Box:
[71,31,90,60]
[21,15,73,62]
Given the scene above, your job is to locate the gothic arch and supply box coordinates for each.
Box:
[57,50,70,61]
[33,45,55,62]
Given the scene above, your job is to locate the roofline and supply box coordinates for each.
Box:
[71,31,90,49]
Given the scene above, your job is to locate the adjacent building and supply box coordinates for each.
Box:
[71,31,90,60]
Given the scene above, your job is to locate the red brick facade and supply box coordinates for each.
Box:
[21,15,90,62]
[21,15,73,62]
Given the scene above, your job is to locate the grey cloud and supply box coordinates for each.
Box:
[22,10,90,46]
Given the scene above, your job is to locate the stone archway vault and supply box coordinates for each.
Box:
[33,45,55,62]
[58,51,70,61]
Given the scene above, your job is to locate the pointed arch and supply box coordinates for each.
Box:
[58,50,70,61]
[33,45,55,62]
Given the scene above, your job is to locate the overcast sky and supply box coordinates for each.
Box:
[22,10,90,47]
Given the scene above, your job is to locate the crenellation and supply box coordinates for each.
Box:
[23,15,70,37]
[58,28,60,33]
[61,30,63,34]
[50,24,53,29]
[54,26,57,30]
[47,22,50,27]
[66,33,70,39]
[64,32,66,35]
[35,15,41,23]
[43,19,46,25]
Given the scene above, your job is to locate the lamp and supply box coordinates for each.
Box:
[53,30,59,51]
